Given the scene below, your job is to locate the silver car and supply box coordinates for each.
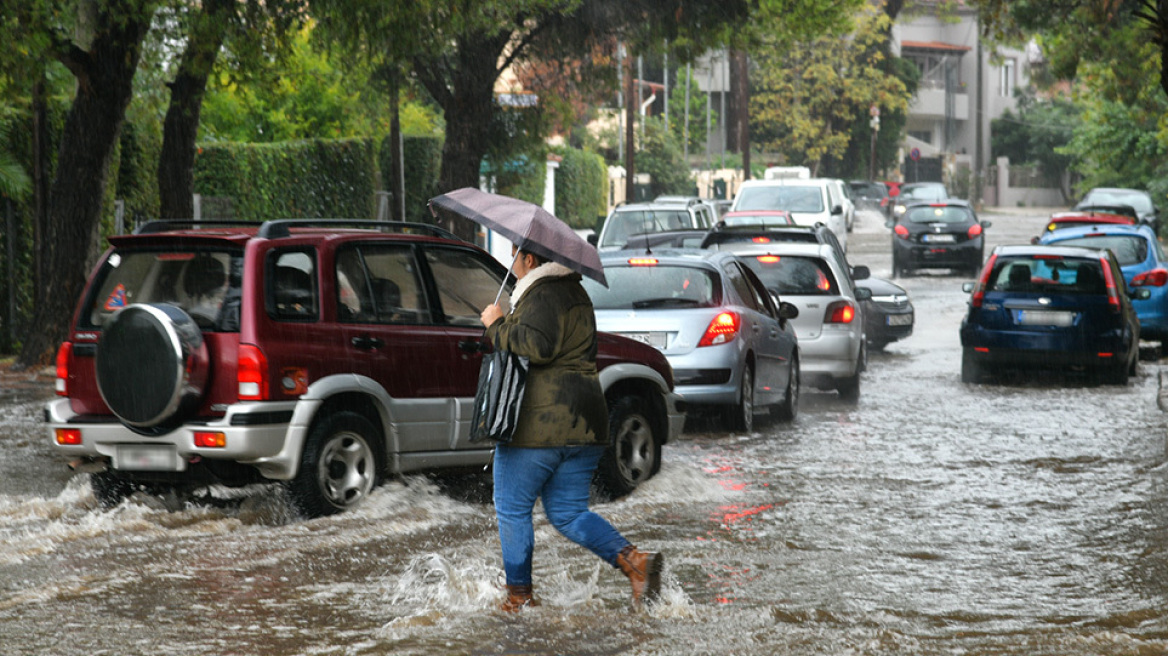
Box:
[582,250,801,432]
[709,241,870,401]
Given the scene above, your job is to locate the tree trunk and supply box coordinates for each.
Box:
[732,49,751,180]
[15,2,154,369]
[158,0,231,220]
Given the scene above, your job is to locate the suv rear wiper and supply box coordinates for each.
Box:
[631,298,703,309]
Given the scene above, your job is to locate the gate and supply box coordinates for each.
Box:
[903,156,943,183]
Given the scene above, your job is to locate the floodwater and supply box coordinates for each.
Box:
[3,208,1168,655]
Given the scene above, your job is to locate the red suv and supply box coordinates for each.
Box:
[46,220,684,517]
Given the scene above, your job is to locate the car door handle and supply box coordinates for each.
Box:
[350,335,384,350]
[459,339,490,353]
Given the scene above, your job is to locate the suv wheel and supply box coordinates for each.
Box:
[91,471,135,509]
[594,395,660,501]
[288,411,381,517]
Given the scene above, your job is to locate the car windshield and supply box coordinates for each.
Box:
[722,213,794,228]
[904,205,972,224]
[735,186,825,213]
[83,249,243,331]
[582,264,720,310]
[900,185,947,200]
[986,256,1107,295]
[600,210,694,247]
[1083,190,1153,214]
[1048,235,1148,266]
[739,254,839,296]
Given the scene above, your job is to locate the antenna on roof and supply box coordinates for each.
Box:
[643,233,652,255]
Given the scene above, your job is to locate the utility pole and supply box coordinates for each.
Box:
[625,52,637,203]
[869,104,880,181]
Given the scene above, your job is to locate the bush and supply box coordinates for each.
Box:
[555,147,606,229]
[379,134,443,223]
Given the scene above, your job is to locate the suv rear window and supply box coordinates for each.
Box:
[740,254,839,296]
[735,186,825,213]
[583,264,720,309]
[1048,234,1148,266]
[987,257,1107,295]
[904,205,972,224]
[83,249,242,331]
[601,210,694,248]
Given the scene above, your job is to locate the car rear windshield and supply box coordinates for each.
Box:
[82,248,243,331]
[986,256,1107,295]
[1083,190,1153,214]
[600,210,694,248]
[900,185,947,200]
[739,254,839,296]
[1048,234,1149,266]
[904,205,973,224]
[735,186,825,213]
[582,264,720,309]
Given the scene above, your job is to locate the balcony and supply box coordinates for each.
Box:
[910,87,969,121]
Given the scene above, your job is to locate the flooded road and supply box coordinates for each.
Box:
[4,208,1168,655]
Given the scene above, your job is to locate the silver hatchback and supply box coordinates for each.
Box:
[582,250,801,432]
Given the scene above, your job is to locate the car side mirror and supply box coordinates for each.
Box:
[884,219,895,229]
[779,301,799,320]
[832,204,843,215]
[854,286,873,301]
[1030,236,1040,244]
[851,265,871,281]
[962,282,975,293]
[982,220,993,229]
[1133,287,1153,300]
[587,233,598,246]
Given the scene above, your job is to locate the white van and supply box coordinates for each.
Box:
[729,178,849,251]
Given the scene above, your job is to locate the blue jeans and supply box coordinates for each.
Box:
[493,444,631,586]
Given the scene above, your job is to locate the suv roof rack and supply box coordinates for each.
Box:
[134,220,264,234]
[256,219,461,240]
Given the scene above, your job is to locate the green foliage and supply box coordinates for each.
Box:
[667,66,718,155]
[379,134,443,222]
[0,108,30,199]
[193,138,376,219]
[554,147,607,228]
[990,92,1077,187]
[636,118,691,198]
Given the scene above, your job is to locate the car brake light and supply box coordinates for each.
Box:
[194,431,227,448]
[628,257,658,266]
[1132,268,1168,287]
[752,237,771,244]
[55,342,73,396]
[967,224,983,238]
[55,428,82,445]
[237,343,269,400]
[824,300,856,324]
[757,255,781,263]
[893,224,909,239]
[970,253,998,308]
[698,312,740,347]
[1100,257,1122,313]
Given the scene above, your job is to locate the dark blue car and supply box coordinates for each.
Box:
[959,245,1147,384]
[1038,223,1168,347]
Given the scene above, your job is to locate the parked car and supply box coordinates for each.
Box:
[887,181,949,220]
[707,240,870,401]
[718,210,796,229]
[653,195,720,227]
[828,178,857,233]
[959,244,1147,384]
[582,249,800,432]
[730,178,849,251]
[856,276,914,350]
[1073,187,1160,234]
[1039,223,1168,348]
[887,199,990,277]
[848,180,891,213]
[46,220,685,517]
[1036,209,1137,240]
[591,199,716,251]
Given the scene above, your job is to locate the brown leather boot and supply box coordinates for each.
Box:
[616,545,663,606]
[499,584,540,612]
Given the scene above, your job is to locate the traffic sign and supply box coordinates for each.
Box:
[909,147,921,162]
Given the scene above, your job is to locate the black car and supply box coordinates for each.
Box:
[848,180,890,212]
[887,181,949,220]
[1073,187,1161,234]
[887,199,991,277]
[856,276,914,350]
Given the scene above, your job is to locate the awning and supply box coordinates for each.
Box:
[901,40,972,53]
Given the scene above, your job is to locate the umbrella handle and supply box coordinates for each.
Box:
[494,251,518,307]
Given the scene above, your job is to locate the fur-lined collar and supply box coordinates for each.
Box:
[511,262,575,307]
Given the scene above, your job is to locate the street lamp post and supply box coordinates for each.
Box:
[869,104,880,182]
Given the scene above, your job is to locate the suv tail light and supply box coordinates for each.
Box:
[698,312,740,347]
[970,253,998,308]
[55,342,73,396]
[824,300,857,324]
[237,343,270,400]
[1132,268,1168,287]
[1099,257,1122,313]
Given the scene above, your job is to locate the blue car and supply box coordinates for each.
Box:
[959,245,1147,384]
[1038,223,1168,345]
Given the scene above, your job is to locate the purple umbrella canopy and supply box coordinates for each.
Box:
[430,187,606,286]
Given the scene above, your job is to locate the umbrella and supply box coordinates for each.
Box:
[430,187,607,287]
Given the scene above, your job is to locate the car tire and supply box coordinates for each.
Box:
[961,348,985,384]
[287,411,381,518]
[772,355,799,422]
[1100,360,1129,385]
[91,471,135,509]
[725,363,755,433]
[594,395,661,501]
[837,346,863,402]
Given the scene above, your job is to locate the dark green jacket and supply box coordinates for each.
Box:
[485,266,609,447]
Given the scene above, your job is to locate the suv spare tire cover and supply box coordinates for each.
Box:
[96,303,210,432]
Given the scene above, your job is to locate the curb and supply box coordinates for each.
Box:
[1159,367,1168,412]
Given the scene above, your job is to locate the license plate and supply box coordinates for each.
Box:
[1016,310,1075,327]
[115,445,184,471]
[621,332,668,349]
[922,234,955,244]
[886,313,913,326]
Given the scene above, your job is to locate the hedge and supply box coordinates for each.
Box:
[554,147,606,229]
[378,134,443,223]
